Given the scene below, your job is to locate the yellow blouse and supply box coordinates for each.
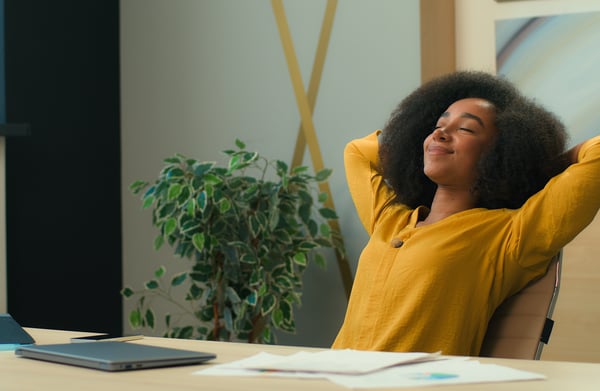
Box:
[332,131,600,356]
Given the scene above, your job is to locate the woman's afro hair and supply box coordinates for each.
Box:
[379,70,568,209]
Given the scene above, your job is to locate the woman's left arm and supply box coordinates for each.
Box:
[513,135,600,262]
[563,140,585,165]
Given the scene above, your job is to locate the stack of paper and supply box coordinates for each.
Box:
[195,349,545,388]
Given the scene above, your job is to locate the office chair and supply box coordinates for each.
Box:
[479,251,562,360]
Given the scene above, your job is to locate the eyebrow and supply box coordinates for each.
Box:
[440,112,485,127]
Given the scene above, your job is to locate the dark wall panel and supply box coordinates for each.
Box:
[4,0,121,334]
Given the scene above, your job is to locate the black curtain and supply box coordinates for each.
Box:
[4,0,122,334]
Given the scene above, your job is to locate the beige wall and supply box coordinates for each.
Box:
[455,0,600,362]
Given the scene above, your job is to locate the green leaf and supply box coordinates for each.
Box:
[261,293,276,315]
[121,287,134,298]
[177,326,193,339]
[273,229,292,244]
[192,232,205,252]
[318,191,328,203]
[319,223,331,237]
[275,276,294,290]
[262,326,272,344]
[240,253,257,264]
[314,253,326,269]
[200,286,212,305]
[204,183,215,202]
[188,284,202,300]
[142,195,155,209]
[298,189,313,203]
[157,202,176,220]
[145,309,155,328]
[197,191,207,212]
[235,139,246,149]
[279,299,293,323]
[272,308,284,328]
[224,307,233,332]
[292,252,307,266]
[291,165,308,174]
[243,151,259,164]
[171,272,187,286]
[129,309,142,328]
[203,173,223,185]
[258,283,267,296]
[129,180,148,194]
[164,156,183,164]
[268,209,280,231]
[308,219,318,236]
[186,198,196,216]
[180,218,201,234]
[167,183,182,201]
[164,218,177,236]
[219,198,231,213]
[276,160,288,175]
[249,215,261,237]
[245,290,257,306]
[225,286,241,304]
[315,168,332,182]
[153,235,164,250]
[298,241,318,251]
[249,267,263,286]
[193,161,215,177]
[166,167,185,179]
[154,266,166,278]
[145,280,159,290]
[228,155,241,172]
[298,204,311,224]
[319,207,338,219]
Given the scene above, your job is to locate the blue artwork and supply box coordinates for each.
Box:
[496,12,600,147]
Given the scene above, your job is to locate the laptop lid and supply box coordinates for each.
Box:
[14,341,216,371]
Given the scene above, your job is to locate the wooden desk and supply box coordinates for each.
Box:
[2,328,599,390]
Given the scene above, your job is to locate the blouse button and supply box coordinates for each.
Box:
[391,238,404,248]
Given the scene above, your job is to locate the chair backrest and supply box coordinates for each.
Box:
[479,251,562,360]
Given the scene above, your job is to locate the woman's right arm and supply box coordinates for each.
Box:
[344,130,395,234]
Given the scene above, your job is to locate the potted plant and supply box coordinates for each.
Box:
[122,139,344,343]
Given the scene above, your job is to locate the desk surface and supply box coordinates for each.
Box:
[2,328,599,390]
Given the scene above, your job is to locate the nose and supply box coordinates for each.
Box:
[432,127,449,141]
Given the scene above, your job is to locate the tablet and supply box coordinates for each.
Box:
[0,313,35,345]
[14,341,216,371]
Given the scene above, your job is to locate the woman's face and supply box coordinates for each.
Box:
[423,98,498,189]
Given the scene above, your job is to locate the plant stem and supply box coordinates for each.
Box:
[213,300,219,340]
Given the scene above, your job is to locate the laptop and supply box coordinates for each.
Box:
[14,341,216,371]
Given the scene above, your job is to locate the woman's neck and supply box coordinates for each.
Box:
[416,187,478,227]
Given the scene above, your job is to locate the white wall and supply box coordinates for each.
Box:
[120,0,420,347]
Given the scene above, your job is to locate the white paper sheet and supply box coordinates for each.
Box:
[239,349,439,374]
[195,351,324,378]
[326,358,546,389]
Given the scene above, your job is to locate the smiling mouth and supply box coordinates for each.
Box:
[427,146,453,154]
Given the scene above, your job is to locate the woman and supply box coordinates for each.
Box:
[332,71,600,356]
